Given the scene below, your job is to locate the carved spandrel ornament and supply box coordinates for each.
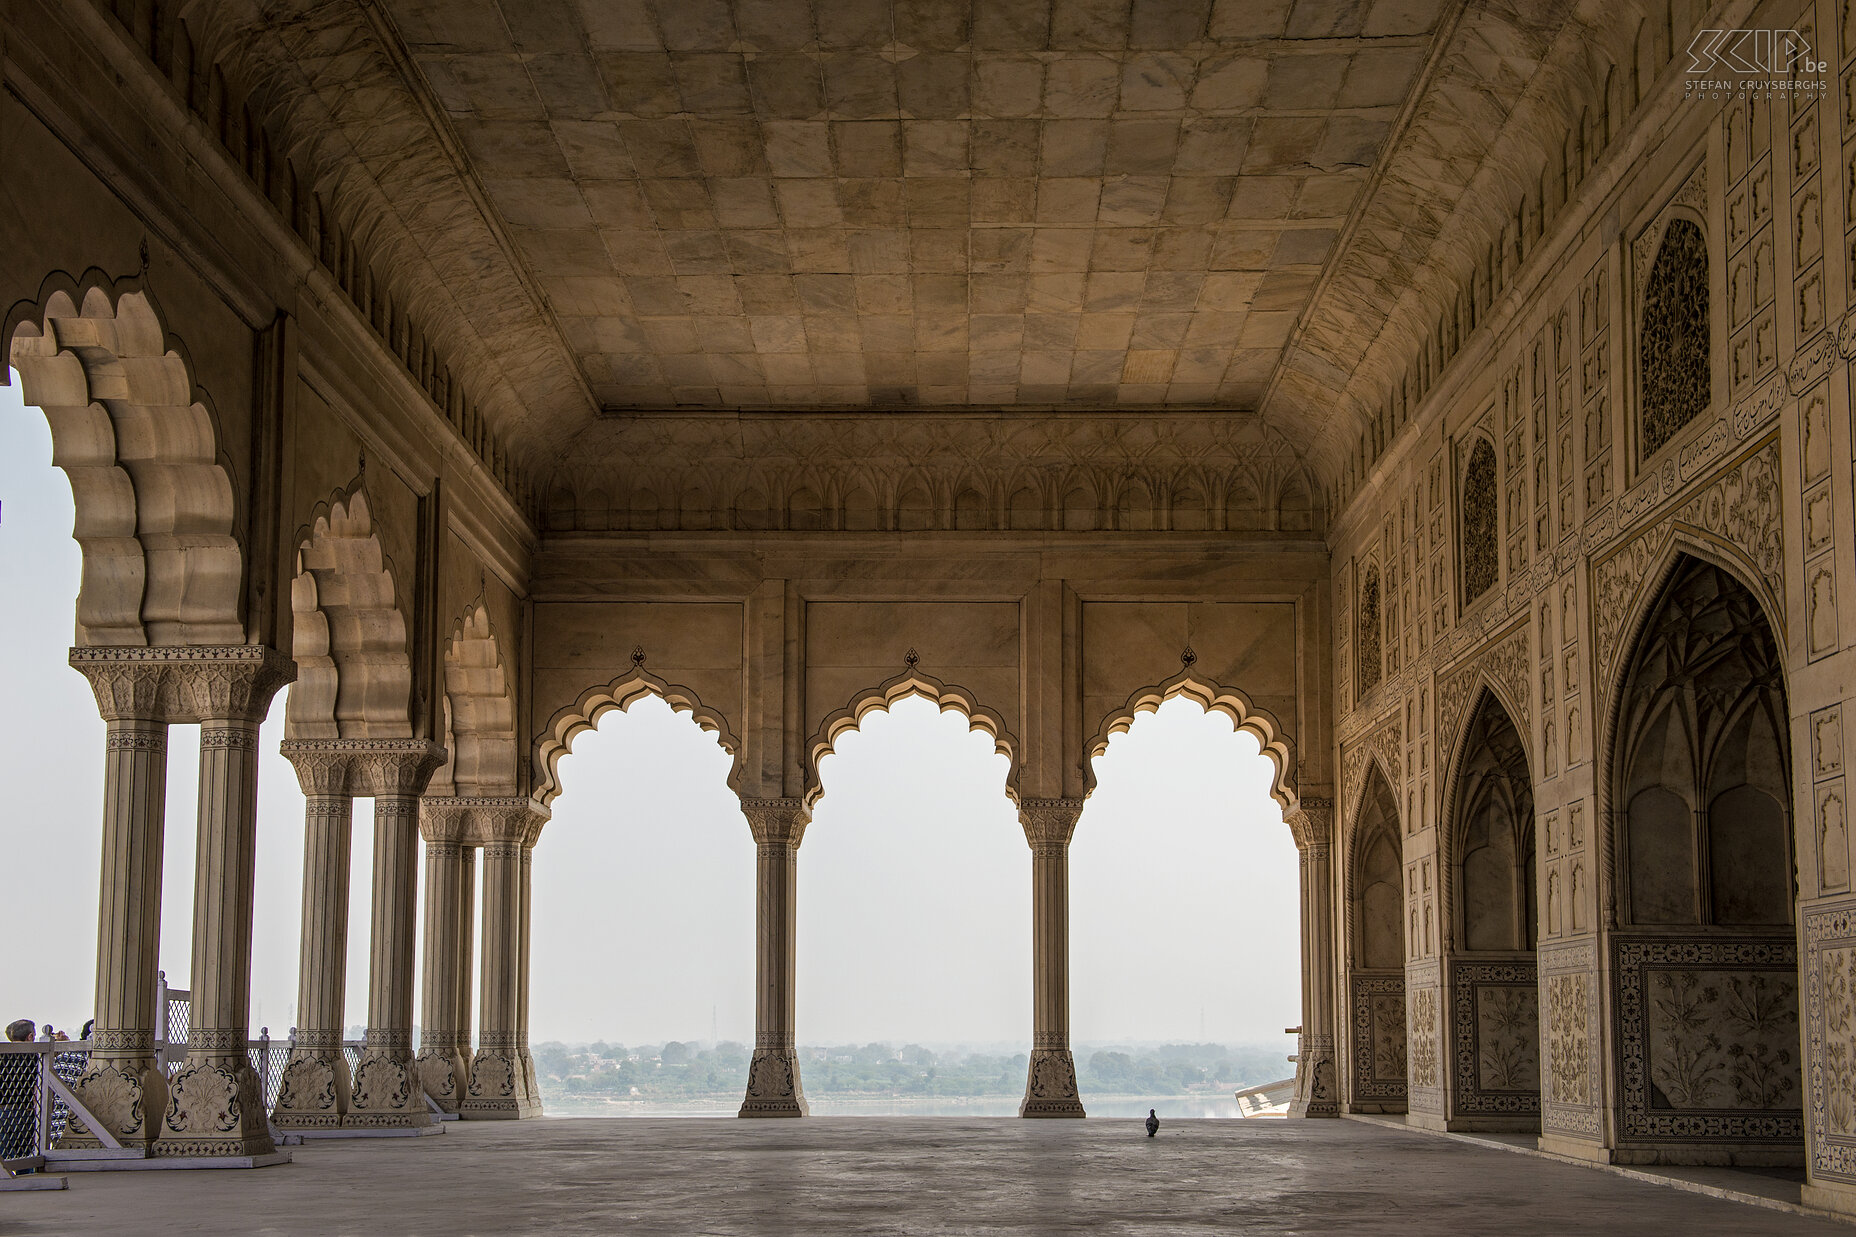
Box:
[1591,434,1785,692]
[1435,621,1531,766]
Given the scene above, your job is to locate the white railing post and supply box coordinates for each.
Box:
[154,969,169,1075]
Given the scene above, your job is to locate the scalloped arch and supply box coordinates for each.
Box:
[437,603,518,795]
[533,670,742,808]
[806,667,1019,807]
[6,280,243,646]
[1085,671,1297,810]
[286,486,413,739]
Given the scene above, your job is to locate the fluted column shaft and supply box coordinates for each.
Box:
[1019,799,1085,1118]
[739,799,808,1117]
[64,715,170,1149]
[165,713,273,1155]
[456,847,476,1050]
[1288,801,1339,1118]
[516,843,540,1111]
[461,798,546,1119]
[348,788,433,1127]
[416,797,476,1111]
[274,790,354,1127]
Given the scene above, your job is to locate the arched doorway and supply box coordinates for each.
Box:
[1441,690,1539,1132]
[799,694,1029,1114]
[1346,763,1406,1113]
[1607,554,1799,1161]
[1069,698,1299,1117]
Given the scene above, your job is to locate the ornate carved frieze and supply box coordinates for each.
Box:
[1804,901,1856,1178]
[546,413,1320,534]
[284,738,447,799]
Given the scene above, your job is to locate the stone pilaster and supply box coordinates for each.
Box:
[1287,800,1339,1118]
[739,798,808,1117]
[415,799,475,1112]
[461,798,548,1119]
[346,742,446,1129]
[1018,799,1086,1118]
[163,646,293,1157]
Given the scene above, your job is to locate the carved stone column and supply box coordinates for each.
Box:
[739,799,808,1117]
[1288,800,1340,1118]
[273,744,356,1129]
[515,840,541,1112]
[462,798,547,1119]
[346,742,445,1129]
[457,845,476,1053]
[60,651,175,1151]
[162,648,294,1157]
[415,799,475,1112]
[1019,799,1086,1118]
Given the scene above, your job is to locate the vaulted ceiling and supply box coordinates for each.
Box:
[206,0,1630,491]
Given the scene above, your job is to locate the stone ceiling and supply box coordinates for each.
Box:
[205,0,1608,487]
[385,0,1441,420]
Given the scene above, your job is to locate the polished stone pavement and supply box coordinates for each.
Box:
[6,1118,1847,1235]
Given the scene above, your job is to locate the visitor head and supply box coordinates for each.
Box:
[5,1020,33,1043]
[81,1019,94,1040]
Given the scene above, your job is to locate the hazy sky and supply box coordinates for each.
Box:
[2,376,1301,1052]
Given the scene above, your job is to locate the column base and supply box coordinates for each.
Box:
[1287,1037,1338,1118]
[345,1045,433,1127]
[56,1058,165,1151]
[516,1047,544,1116]
[156,1057,276,1157]
[1019,1049,1085,1118]
[415,1046,470,1114]
[462,1047,542,1119]
[738,1048,807,1117]
[272,1046,351,1128]
[1803,1181,1856,1218]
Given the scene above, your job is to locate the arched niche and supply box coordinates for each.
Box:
[805,666,1018,806]
[1439,688,1540,1130]
[1347,759,1408,1113]
[6,282,244,646]
[1603,551,1801,1151]
[286,487,414,739]
[1611,554,1791,928]
[533,668,742,808]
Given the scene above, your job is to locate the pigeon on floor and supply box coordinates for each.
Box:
[1145,1109,1159,1138]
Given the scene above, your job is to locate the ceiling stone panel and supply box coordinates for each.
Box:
[382,0,1441,415]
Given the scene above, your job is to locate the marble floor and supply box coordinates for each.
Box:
[6,1117,1846,1235]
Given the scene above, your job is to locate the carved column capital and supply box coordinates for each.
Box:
[460,796,550,849]
[741,797,810,848]
[1018,797,1084,853]
[70,645,295,724]
[352,739,448,798]
[280,740,356,796]
[1286,798,1334,852]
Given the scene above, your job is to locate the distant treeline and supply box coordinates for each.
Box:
[532,1040,1291,1102]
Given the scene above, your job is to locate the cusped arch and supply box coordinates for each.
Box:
[1437,687,1537,953]
[436,603,518,796]
[286,486,414,739]
[806,667,1019,807]
[1084,671,1297,810]
[533,669,743,808]
[6,279,243,646]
